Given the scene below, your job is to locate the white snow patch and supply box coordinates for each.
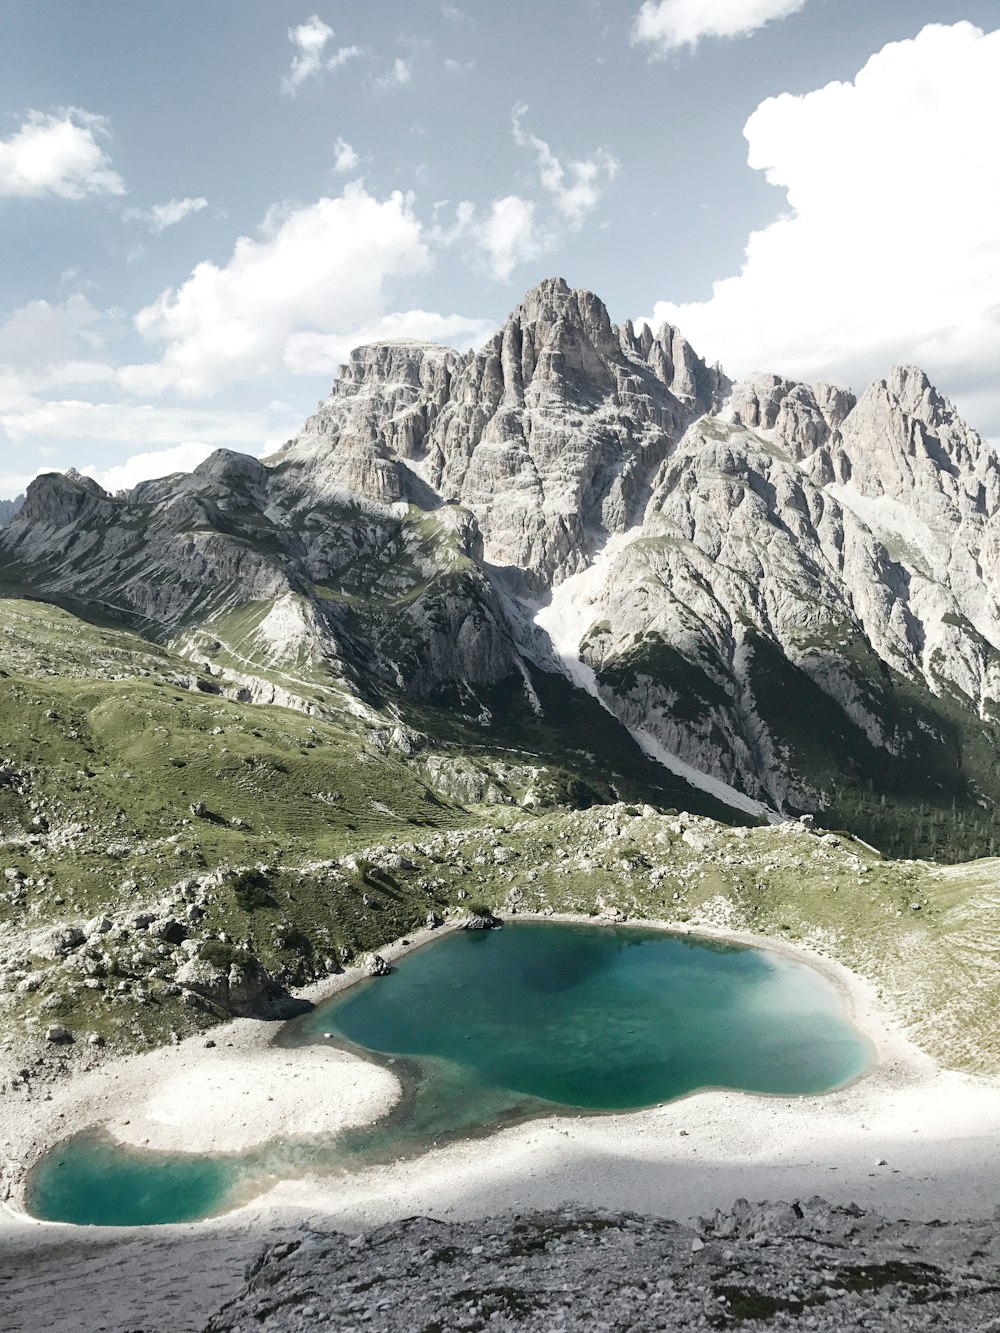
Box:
[533,529,639,689]
[532,529,775,822]
[624,720,774,820]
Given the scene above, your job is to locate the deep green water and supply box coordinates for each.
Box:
[28,923,872,1226]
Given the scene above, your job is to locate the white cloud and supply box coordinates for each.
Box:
[285,13,333,87]
[0,387,295,496]
[285,310,496,376]
[0,478,33,500]
[0,109,124,199]
[436,195,541,282]
[375,57,412,91]
[0,400,283,448]
[511,104,618,229]
[473,196,540,281]
[442,4,473,23]
[0,362,118,411]
[631,0,806,54]
[641,22,1000,435]
[33,361,117,391]
[282,15,362,94]
[444,58,475,75]
[121,184,432,396]
[123,196,208,232]
[0,296,122,456]
[0,294,105,367]
[333,137,359,173]
[436,110,618,282]
[327,44,363,72]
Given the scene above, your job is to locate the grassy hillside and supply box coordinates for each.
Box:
[0,595,997,1079]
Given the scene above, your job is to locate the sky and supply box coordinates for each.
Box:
[0,0,998,498]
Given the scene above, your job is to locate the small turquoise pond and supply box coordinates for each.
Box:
[28,923,873,1226]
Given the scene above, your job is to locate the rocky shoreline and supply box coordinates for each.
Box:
[204,1198,1000,1332]
[4,1196,997,1332]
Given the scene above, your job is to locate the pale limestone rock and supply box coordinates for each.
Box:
[276,279,728,588]
[4,278,1000,821]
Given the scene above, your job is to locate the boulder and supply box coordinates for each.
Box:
[151,917,189,946]
[365,953,391,976]
[38,926,86,959]
[460,908,499,931]
[175,954,283,1017]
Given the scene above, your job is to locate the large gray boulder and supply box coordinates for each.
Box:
[175,954,282,1017]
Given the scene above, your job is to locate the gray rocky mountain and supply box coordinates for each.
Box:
[0,493,24,526]
[3,278,1000,856]
[279,278,728,588]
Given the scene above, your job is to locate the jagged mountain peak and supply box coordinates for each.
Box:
[855,361,965,432]
[272,279,732,584]
[7,277,1000,847]
[336,337,463,387]
[886,361,934,393]
[511,276,616,347]
[0,492,24,527]
[836,360,999,516]
[62,467,110,499]
[718,372,854,462]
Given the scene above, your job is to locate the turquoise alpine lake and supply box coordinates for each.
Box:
[28,922,873,1226]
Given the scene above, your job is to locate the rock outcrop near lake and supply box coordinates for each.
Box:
[4,1196,997,1333]
[200,1200,1000,1333]
[5,277,1000,855]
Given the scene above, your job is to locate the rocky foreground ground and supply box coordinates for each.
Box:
[198,1198,1000,1333]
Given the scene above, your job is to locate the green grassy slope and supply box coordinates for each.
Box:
[1,595,997,1078]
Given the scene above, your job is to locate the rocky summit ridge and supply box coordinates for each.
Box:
[4,277,1000,855]
[0,493,24,527]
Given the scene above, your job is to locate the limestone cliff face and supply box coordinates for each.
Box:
[275,278,728,587]
[826,366,1000,707]
[276,340,461,508]
[3,278,1000,820]
[565,362,1000,810]
[577,418,911,808]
